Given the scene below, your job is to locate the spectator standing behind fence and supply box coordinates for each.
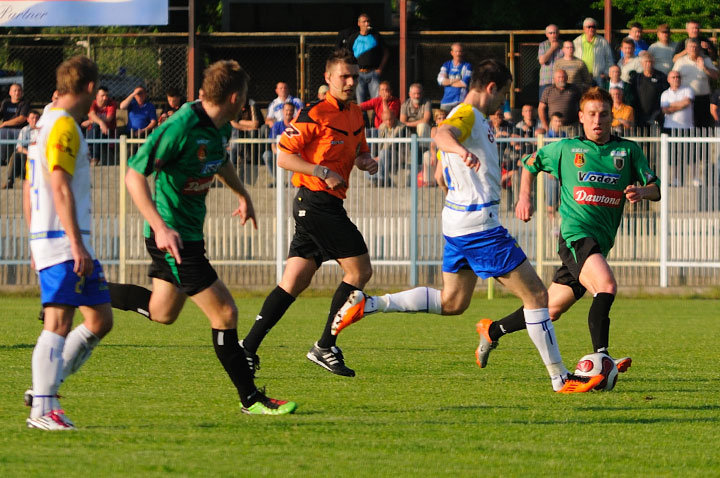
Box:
[120,86,157,137]
[621,23,649,58]
[419,108,446,187]
[554,41,591,92]
[630,51,668,126]
[671,38,719,128]
[648,24,676,75]
[81,86,117,165]
[400,83,431,137]
[266,82,304,129]
[618,37,644,83]
[1,109,38,189]
[611,87,635,130]
[573,18,615,86]
[604,64,634,106]
[347,13,389,104]
[317,84,328,101]
[0,83,30,169]
[538,25,563,100]
[539,69,581,131]
[262,102,296,187]
[437,43,472,112]
[371,109,405,187]
[710,88,720,126]
[673,20,717,63]
[159,87,184,125]
[661,71,694,129]
[360,81,400,129]
[515,104,541,132]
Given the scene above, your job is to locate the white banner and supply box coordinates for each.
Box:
[0,0,168,27]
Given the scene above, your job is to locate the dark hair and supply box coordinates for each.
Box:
[629,22,643,30]
[166,87,180,97]
[550,112,564,120]
[621,37,635,47]
[687,37,701,46]
[468,59,512,91]
[326,48,357,72]
[98,85,109,93]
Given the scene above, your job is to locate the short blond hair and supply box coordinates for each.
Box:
[56,56,98,95]
[201,60,249,105]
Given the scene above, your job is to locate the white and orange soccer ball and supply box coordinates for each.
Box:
[574,352,619,391]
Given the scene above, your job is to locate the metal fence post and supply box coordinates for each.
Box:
[660,133,669,287]
[118,135,127,283]
[410,134,418,287]
[276,139,285,284]
[535,133,546,278]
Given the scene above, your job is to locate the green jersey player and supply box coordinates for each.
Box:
[477,87,660,374]
[108,61,296,415]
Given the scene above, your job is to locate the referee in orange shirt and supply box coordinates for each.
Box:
[240,49,378,377]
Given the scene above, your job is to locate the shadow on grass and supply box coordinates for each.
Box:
[0,344,34,349]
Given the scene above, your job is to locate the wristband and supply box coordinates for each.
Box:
[313,165,330,179]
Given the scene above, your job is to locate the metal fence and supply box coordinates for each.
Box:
[2,129,719,290]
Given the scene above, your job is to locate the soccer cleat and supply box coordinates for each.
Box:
[241,389,297,415]
[306,342,356,377]
[239,340,260,378]
[614,356,632,373]
[475,319,498,368]
[331,290,366,336]
[26,410,76,430]
[23,389,34,408]
[556,373,605,394]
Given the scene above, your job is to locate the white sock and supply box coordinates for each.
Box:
[31,330,65,418]
[61,324,100,382]
[524,308,568,387]
[368,287,442,315]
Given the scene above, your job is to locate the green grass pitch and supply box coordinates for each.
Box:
[1,295,719,476]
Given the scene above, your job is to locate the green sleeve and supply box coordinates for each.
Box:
[128,118,188,177]
[522,140,563,178]
[629,141,659,187]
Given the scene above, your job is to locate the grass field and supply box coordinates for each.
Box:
[1,294,719,477]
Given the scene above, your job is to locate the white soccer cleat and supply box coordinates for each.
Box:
[26,410,75,431]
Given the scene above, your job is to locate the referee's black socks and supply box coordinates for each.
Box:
[212,328,256,406]
[242,286,295,354]
[108,282,152,319]
[317,281,358,349]
[588,292,614,353]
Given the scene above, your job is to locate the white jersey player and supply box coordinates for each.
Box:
[331,59,604,393]
[24,56,113,430]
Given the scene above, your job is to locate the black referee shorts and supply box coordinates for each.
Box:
[288,187,368,267]
[145,235,218,296]
[552,234,603,300]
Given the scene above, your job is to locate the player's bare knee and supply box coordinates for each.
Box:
[441,298,469,315]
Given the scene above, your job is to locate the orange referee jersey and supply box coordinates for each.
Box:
[278,92,369,199]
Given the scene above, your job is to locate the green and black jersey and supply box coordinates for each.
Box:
[522,135,659,256]
[129,101,232,241]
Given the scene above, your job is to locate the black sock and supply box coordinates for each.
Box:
[588,293,615,353]
[242,286,295,354]
[212,328,257,407]
[490,306,526,341]
[108,282,152,319]
[317,281,358,348]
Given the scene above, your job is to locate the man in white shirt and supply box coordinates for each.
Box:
[661,70,694,129]
[265,81,303,127]
[618,37,643,83]
[671,38,719,127]
[648,24,676,75]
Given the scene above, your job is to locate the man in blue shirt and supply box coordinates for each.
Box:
[262,101,296,187]
[119,86,157,137]
[437,43,472,112]
[347,13,389,104]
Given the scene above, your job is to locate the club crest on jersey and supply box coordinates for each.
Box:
[574,153,585,168]
[526,152,536,167]
[197,144,207,161]
[283,124,300,137]
[611,149,626,170]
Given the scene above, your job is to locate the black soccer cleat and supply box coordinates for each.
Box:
[239,340,260,378]
[306,342,355,377]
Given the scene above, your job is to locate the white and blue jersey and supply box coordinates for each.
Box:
[437,60,472,107]
[439,103,526,277]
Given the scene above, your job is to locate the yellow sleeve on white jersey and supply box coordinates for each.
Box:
[46,115,80,176]
[441,103,475,143]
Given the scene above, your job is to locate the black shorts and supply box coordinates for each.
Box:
[288,187,368,267]
[146,236,218,296]
[552,235,603,300]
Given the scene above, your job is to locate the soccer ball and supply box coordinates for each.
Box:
[574,352,618,391]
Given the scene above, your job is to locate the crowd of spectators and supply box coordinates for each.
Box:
[2,15,719,191]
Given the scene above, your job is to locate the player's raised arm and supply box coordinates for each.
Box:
[216,160,257,228]
[124,167,183,263]
[434,123,480,170]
